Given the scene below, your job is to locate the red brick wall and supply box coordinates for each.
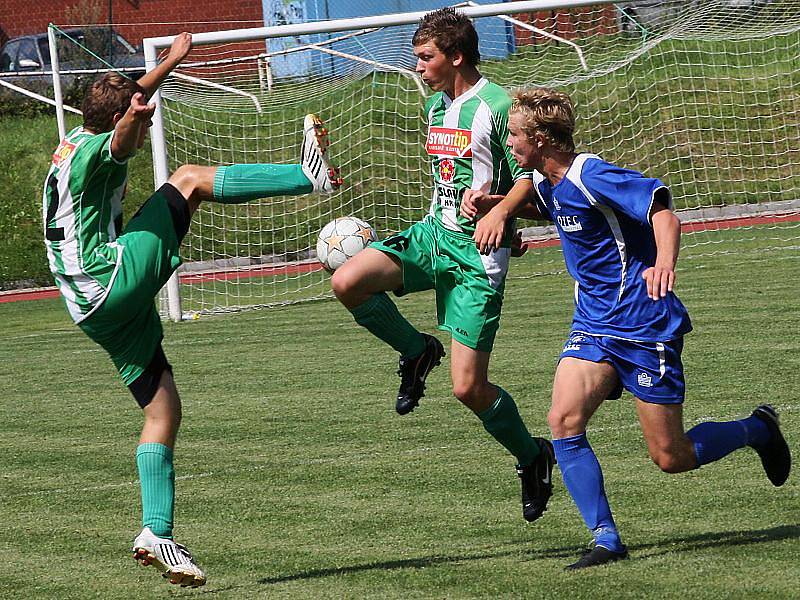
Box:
[1,2,621,48]
[511,4,619,45]
[0,0,264,47]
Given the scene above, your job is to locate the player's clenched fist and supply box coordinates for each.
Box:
[130,92,156,120]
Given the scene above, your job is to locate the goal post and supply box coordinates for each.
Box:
[142,0,800,321]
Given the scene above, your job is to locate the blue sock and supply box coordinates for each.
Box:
[553,433,624,553]
[741,414,771,447]
[687,415,770,466]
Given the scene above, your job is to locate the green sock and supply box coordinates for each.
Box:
[136,443,175,539]
[350,293,426,358]
[478,388,541,466]
[212,164,313,203]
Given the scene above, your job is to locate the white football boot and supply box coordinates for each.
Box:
[301,113,343,195]
[132,527,206,588]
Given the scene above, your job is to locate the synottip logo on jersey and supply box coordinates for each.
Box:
[426,127,472,158]
[439,158,455,183]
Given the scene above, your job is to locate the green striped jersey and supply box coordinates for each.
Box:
[424,78,523,240]
[42,127,129,323]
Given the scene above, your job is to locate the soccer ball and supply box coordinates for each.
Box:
[316,216,377,272]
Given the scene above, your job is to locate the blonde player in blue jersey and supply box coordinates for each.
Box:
[43,33,340,587]
[331,7,555,523]
[469,87,791,569]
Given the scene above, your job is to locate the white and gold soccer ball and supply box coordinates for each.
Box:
[316,216,377,272]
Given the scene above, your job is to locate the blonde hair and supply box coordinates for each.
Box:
[510,88,576,153]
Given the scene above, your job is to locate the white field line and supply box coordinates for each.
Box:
[6,405,798,500]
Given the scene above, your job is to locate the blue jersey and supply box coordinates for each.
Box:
[531,154,692,342]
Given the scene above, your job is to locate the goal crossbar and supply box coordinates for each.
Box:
[456,0,589,70]
[177,28,382,70]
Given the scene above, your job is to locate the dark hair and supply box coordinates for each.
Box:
[81,72,144,133]
[412,7,480,66]
[511,88,576,153]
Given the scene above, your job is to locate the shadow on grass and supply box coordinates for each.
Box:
[195,524,799,593]
[629,523,800,558]
[251,525,799,586]
[256,549,570,586]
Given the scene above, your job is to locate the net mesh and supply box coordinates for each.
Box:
[149,0,800,316]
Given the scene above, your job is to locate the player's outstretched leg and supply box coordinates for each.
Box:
[301,114,343,195]
[169,114,342,208]
[133,527,206,587]
[516,438,556,522]
[396,333,445,414]
[750,404,791,486]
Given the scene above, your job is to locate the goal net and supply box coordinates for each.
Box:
[144,0,800,319]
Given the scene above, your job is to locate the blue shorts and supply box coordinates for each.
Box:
[559,332,686,404]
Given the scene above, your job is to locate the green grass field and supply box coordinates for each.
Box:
[2,239,798,599]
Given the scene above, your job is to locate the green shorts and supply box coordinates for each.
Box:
[79,186,185,385]
[371,217,511,352]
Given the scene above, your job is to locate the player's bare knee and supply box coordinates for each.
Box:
[548,406,588,438]
[547,408,567,436]
[143,402,181,435]
[452,381,477,405]
[168,164,203,204]
[330,265,363,304]
[651,452,681,473]
[452,380,494,412]
[162,409,182,433]
[330,268,349,298]
[169,164,196,186]
[650,447,693,473]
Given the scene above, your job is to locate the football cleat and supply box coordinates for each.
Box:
[750,404,791,486]
[132,527,206,588]
[395,333,445,415]
[301,114,343,195]
[566,544,629,570]
[516,438,556,522]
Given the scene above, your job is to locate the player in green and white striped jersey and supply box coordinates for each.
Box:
[423,69,519,243]
[331,8,555,524]
[43,33,341,588]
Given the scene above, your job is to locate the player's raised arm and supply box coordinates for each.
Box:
[642,200,681,300]
[137,32,193,99]
[110,92,155,160]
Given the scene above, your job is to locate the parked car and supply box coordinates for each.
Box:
[0,27,145,100]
